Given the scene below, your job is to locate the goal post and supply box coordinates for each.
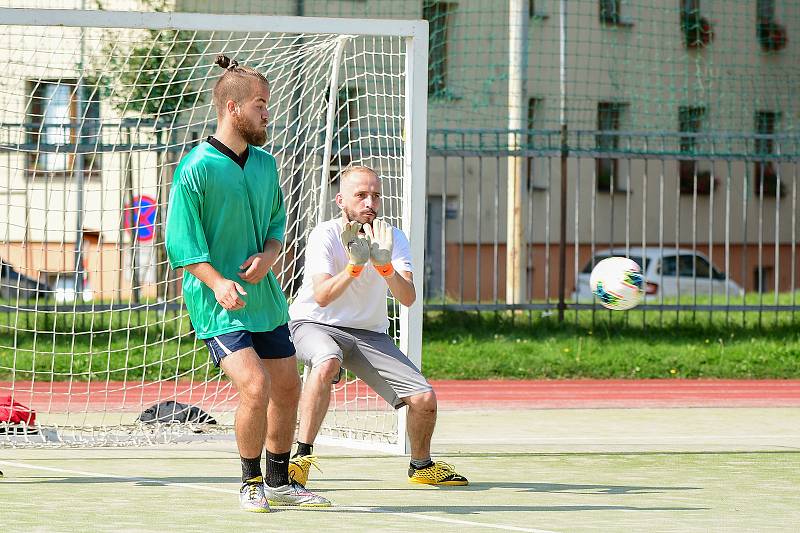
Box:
[0,8,428,453]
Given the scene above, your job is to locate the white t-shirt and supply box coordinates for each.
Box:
[288,218,414,332]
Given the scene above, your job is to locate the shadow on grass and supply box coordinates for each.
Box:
[438,481,700,495]
[12,475,699,496]
[12,478,709,513]
[330,481,700,495]
[327,504,710,514]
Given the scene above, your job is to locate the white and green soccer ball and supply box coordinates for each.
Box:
[589,256,645,311]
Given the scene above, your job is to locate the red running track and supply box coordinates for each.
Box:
[3,379,800,412]
[429,379,800,409]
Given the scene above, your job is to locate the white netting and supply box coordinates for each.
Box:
[0,10,415,449]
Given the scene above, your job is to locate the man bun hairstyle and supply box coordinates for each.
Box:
[214,54,239,70]
[212,54,269,116]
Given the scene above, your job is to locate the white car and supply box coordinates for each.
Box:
[571,247,744,302]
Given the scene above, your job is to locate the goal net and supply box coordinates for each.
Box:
[0,9,427,452]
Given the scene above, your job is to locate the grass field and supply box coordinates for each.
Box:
[1,407,799,532]
[2,301,800,381]
[421,310,800,379]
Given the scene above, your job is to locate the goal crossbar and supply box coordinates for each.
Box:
[0,8,427,38]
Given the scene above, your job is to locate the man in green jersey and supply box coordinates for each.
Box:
[166,55,329,512]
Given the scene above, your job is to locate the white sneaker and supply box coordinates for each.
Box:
[264,480,331,507]
[240,477,270,513]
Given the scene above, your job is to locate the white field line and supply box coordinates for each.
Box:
[0,460,559,533]
[0,460,233,494]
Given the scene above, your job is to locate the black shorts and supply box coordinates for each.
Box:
[203,324,295,367]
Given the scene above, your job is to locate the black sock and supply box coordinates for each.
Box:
[265,450,291,487]
[410,457,434,470]
[293,441,313,458]
[241,455,262,483]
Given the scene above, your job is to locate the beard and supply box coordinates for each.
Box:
[343,205,377,225]
[233,113,267,146]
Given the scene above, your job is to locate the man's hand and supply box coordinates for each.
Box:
[212,278,247,310]
[364,219,394,277]
[238,250,277,284]
[340,221,371,277]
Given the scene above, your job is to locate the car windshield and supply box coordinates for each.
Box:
[581,255,648,274]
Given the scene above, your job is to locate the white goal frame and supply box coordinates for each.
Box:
[0,7,428,455]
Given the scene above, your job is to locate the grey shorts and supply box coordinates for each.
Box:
[289,319,432,409]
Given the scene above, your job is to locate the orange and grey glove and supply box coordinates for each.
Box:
[340,220,371,277]
[364,218,394,277]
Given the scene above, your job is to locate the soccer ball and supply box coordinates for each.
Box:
[589,257,645,310]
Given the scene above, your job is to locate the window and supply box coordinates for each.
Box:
[334,86,356,150]
[582,254,648,274]
[756,0,787,51]
[526,97,546,189]
[599,0,620,25]
[677,255,694,277]
[659,254,712,278]
[678,106,714,195]
[423,1,457,97]
[660,255,698,277]
[596,102,627,192]
[529,0,548,19]
[680,0,713,48]
[526,97,542,140]
[754,111,784,197]
[328,86,356,184]
[693,256,711,278]
[660,256,677,276]
[27,79,101,179]
[753,266,773,293]
[757,0,775,21]
[599,0,633,26]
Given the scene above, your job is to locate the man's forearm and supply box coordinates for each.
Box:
[261,238,283,271]
[384,270,416,307]
[313,270,355,307]
[184,262,224,291]
[264,238,282,256]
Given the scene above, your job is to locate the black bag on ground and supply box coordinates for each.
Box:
[137,401,216,425]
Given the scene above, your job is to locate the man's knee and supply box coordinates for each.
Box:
[269,363,301,401]
[239,371,270,403]
[312,358,342,384]
[406,390,437,414]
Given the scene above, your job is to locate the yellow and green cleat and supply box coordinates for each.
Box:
[288,454,322,486]
[408,461,469,486]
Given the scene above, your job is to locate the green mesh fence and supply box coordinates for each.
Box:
[8,0,797,155]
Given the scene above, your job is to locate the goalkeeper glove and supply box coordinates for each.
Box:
[364,219,395,277]
[340,220,371,277]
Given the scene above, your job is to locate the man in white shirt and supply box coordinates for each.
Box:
[288,165,468,487]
